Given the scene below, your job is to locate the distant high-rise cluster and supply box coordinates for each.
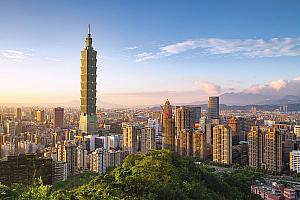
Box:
[1,73,298,188]
[153,96,292,173]
[160,100,207,160]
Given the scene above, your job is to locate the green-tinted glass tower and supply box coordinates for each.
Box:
[79,24,98,135]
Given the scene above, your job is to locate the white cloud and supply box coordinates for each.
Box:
[160,40,199,55]
[243,76,300,96]
[0,49,32,62]
[126,46,139,50]
[293,77,300,81]
[269,80,287,90]
[195,80,222,95]
[135,52,157,62]
[135,37,300,61]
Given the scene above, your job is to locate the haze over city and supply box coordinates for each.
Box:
[1,0,300,106]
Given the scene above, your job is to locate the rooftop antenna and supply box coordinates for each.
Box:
[88,24,91,35]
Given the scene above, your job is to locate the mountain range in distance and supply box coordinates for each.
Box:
[1,92,300,109]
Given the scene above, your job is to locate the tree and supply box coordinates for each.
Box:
[2,150,261,200]
[0,184,16,200]
[18,177,51,200]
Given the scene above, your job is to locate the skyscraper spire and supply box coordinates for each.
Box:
[86,24,93,48]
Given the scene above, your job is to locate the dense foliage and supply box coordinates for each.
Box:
[1,150,261,200]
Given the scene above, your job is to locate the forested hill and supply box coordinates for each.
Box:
[1,150,261,200]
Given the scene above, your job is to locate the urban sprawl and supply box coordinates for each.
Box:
[0,27,300,200]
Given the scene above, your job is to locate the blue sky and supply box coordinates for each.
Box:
[0,0,300,106]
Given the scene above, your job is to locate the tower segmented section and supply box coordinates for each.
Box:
[79,24,98,135]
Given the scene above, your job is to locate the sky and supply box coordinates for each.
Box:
[0,0,300,106]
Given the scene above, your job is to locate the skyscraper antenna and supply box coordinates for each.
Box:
[88,24,91,35]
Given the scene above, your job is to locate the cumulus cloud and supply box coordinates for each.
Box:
[243,77,300,96]
[135,37,300,61]
[293,77,300,81]
[0,49,32,62]
[195,80,222,95]
[269,80,287,90]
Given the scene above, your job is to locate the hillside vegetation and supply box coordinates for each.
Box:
[0,150,261,200]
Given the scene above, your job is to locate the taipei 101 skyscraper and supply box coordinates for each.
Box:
[79,24,98,135]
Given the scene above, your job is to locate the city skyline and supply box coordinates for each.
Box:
[0,0,300,106]
[1,1,300,199]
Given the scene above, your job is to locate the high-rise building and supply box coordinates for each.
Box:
[205,120,220,145]
[290,150,300,173]
[148,118,161,149]
[290,150,300,174]
[213,125,232,165]
[0,115,3,135]
[90,148,128,174]
[107,135,121,150]
[208,96,219,120]
[15,108,22,122]
[175,106,195,132]
[228,116,245,145]
[175,129,206,159]
[105,149,128,168]
[248,126,282,173]
[232,142,248,165]
[186,106,201,124]
[36,110,45,123]
[53,161,68,182]
[6,120,15,143]
[77,144,88,171]
[193,130,207,160]
[140,126,156,152]
[122,124,138,154]
[204,119,220,160]
[57,141,78,176]
[6,120,15,135]
[176,129,193,156]
[162,100,175,151]
[90,148,106,174]
[244,118,256,141]
[79,24,98,135]
[248,126,264,168]
[54,107,64,128]
[294,125,300,138]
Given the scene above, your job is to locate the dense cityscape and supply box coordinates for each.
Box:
[0,28,299,199]
[1,1,300,199]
